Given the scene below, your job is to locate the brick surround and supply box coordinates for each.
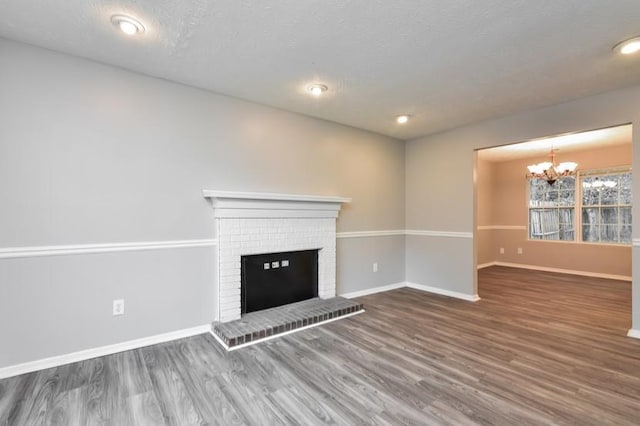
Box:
[203,191,350,322]
[217,217,336,321]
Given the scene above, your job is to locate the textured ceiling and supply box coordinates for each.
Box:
[478,124,632,162]
[1,1,640,139]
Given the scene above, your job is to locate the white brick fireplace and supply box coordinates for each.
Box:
[203,191,350,322]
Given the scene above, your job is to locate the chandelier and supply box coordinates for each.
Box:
[526,149,577,185]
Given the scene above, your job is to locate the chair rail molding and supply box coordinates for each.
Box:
[337,230,405,238]
[405,230,473,238]
[0,239,218,259]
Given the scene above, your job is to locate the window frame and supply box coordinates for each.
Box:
[526,166,632,246]
[579,167,632,245]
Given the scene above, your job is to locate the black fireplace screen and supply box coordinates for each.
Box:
[241,249,319,314]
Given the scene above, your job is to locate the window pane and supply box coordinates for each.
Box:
[559,224,574,240]
[559,208,573,223]
[620,173,632,204]
[558,208,574,241]
[583,224,598,242]
[621,225,632,243]
[582,207,600,241]
[558,190,574,206]
[544,190,558,206]
[529,209,564,240]
[600,207,618,224]
[600,225,619,242]
[582,187,599,206]
[600,186,617,205]
[582,207,598,227]
[558,177,575,190]
[621,207,632,225]
[529,180,547,206]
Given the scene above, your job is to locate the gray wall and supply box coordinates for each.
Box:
[406,85,640,331]
[336,235,406,295]
[0,39,406,368]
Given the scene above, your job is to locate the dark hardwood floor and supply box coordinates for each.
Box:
[1,266,639,425]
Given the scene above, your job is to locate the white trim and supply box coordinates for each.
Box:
[337,230,405,239]
[477,225,526,231]
[633,238,640,247]
[0,230,485,258]
[627,329,640,339]
[211,310,365,351]
[343,281,480,301]
[0,239,218,259]
[491,261,631,281]
[406,282,481,302]
[203,190,349,219]
[476,262,497,269]
[0,325,211,380]
[405,230,473,238]
[202,190,352,204]
[340,282,406,298]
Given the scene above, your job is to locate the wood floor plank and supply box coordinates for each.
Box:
[142,344,204,425]
[2,266,640,425]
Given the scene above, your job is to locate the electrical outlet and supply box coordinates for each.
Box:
[263,262,270,270]
[499,248,505,254]
[517,247,523,254]
[281,260,289,267]
[272,261,279,268]
[373,262,378,273]
[113,299,124,316]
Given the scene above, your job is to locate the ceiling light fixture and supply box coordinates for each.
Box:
[526,149,578,185]
[307,84,328,96]
[396,115,410,124]
[613,36,640,55]
[111,15,145,36]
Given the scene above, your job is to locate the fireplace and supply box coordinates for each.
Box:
[202,190,351,322]
[241,249,319,314]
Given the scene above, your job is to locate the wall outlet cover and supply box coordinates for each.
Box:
[112,299,125,316]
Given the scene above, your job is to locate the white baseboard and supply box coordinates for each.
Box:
[0,324,211,380]
[340,282,406,299]
[477,262,496,269]
[406,282,481,302]
[487,261,631,282]
[341,281,480,302]
[627,329,640,339]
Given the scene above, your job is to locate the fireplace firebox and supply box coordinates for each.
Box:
[241,249,319,314]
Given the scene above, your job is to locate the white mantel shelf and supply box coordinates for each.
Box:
[202,190,351,219]
[202,190,351,204]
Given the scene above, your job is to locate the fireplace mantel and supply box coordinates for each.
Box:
[202,190,351,218]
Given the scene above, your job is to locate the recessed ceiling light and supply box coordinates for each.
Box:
[307,84,328,96]
[111,15,145,36]
[613,36,640,55]
[396,115,410,124]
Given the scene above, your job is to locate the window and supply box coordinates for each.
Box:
[528,167,632,244]
[581,170,632,243]
[529,177,575,240]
